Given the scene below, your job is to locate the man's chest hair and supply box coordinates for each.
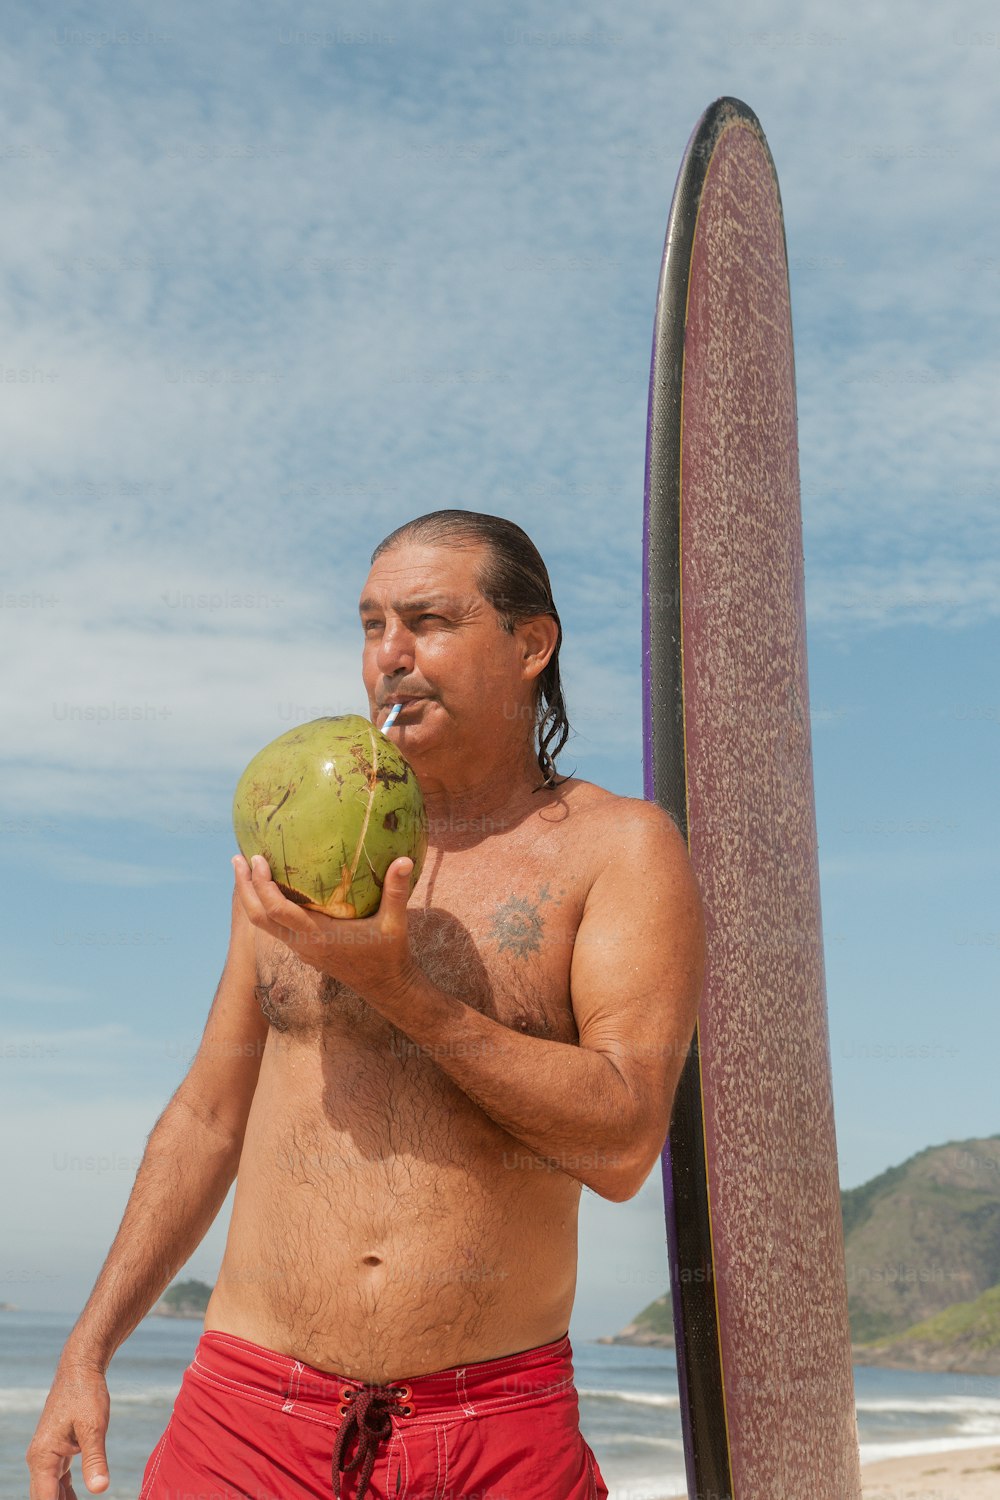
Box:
[254,881,578,1044]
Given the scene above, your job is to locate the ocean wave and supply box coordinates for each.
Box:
[106,1385,181,1406]
[597,1433,684,1450]
[607,1471,687,1500]
[0,1388,53,1415]
[0,1385,180,1415]
[856,1394,1000,1416]
[578,1386,680,1409]
[963,1415,1000,1436]
[860,1434,1000,1463]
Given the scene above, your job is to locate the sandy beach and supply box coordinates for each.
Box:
[858,1445,1000,1499]
[666,1445,1000,1500]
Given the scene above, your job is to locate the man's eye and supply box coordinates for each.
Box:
[361,615,442,630]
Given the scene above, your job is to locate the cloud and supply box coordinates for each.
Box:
[819,847,999,883]
[0,1091,232,1311]
[0,979,87,1006]
[18,844,200,888]
[806,555,1000,634]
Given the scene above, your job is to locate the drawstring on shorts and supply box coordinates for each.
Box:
[331,1381,413,1500]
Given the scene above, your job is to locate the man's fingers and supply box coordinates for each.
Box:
[379,858,412,921]
[27,1449,73,1500]
[234,855,363,956]
[76,1424,109,1494]
[27,1463,57,1500]
[249,858,314,929]
[231,857,294,939]
[81,1459,108,1492]
[232,852,413,984]
[233,855,314,937]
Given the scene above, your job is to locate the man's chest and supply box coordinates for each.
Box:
[255,846,587,1045]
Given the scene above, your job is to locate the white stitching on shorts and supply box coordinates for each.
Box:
[401,1429,411,1494]
[282,1359,304,1412]
[431,1425,442,1499]
[200,1331,300,1372]
[189,1359,292,1413]
[437,1423,449,1500]
[455,1366,476,1416]
[386,1433,399,1498]
[138,1428,169,1500]
[396,1376,576,1431]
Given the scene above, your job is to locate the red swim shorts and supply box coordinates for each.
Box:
[138,1328,609,1500]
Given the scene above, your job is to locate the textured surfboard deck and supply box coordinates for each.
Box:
[642,97,861,1500]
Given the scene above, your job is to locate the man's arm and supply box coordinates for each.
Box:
[566,801,707,1193]
[62,891,267,1366]
[26,893,267,1500]
[370,799,706,1201]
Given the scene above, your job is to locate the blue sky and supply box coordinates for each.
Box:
[2,1,997,1341]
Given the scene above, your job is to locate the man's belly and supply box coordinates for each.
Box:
[204,1038,582,1382]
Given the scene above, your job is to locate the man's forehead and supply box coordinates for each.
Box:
[359,542,486,613]
[358,587,479,615]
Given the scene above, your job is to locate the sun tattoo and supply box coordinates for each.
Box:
[489,883,557,957]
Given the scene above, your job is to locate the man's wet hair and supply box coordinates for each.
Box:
[371,510,573,791]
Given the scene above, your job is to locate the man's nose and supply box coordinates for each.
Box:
[375,617,415,675]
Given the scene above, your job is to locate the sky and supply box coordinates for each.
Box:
[2,0,998,1344]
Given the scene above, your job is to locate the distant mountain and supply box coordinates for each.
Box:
[857,1283,1000,1375]
[151,1278,213,1319]
[604,1135,1000,1374]
[595,1292,673,1348]
[842,1136,1000,1343]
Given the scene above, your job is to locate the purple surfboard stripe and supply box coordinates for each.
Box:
[642,106,707,1496]
[644,295,699,1496]
[659,1147,694,1482]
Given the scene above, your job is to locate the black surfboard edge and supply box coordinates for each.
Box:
[641,96,793,1500]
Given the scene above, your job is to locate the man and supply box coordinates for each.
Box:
[28,510,706,1500]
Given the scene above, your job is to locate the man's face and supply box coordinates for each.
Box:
[359,540,526,751]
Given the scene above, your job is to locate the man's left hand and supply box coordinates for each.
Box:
[231,853,417,1005]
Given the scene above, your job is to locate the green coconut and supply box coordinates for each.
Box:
[232,715,427,918]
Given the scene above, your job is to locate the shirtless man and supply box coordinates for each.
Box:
[27,509,706,1500]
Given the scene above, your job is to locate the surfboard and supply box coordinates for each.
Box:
[642,97,861,1499]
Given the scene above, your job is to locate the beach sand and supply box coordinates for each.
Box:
[858,1445,1000,1499]
[665,1445,1000,1499]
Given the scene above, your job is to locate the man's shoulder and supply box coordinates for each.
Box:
[547,779,687,874]
[554,776,682,834]
[559,783,698,921]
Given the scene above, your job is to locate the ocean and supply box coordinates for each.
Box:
[3,1311,1000,1499]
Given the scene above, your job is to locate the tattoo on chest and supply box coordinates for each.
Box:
[487,883,558,958]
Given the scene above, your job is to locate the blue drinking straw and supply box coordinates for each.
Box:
[382,702,403,730]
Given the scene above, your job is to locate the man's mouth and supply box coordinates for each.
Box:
[382,696,428,713]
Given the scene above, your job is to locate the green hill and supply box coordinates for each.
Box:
[858,1282,1000,1375]
[151,1278,213,1319]
[606,1135,1000,1372]
[843,1135,1000,1342]
[595,1292,673,1347]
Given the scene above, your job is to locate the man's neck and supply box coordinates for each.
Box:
[413,744,550,849]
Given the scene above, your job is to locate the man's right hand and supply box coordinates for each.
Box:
[26,1357,111,1500]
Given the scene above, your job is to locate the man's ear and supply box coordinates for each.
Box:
[515,615,559,683]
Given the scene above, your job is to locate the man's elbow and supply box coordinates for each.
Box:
[600,1173,644,1204]
[567,1145,641,1203]
[589,1139,665,1203]
[616,1149,663,1202]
